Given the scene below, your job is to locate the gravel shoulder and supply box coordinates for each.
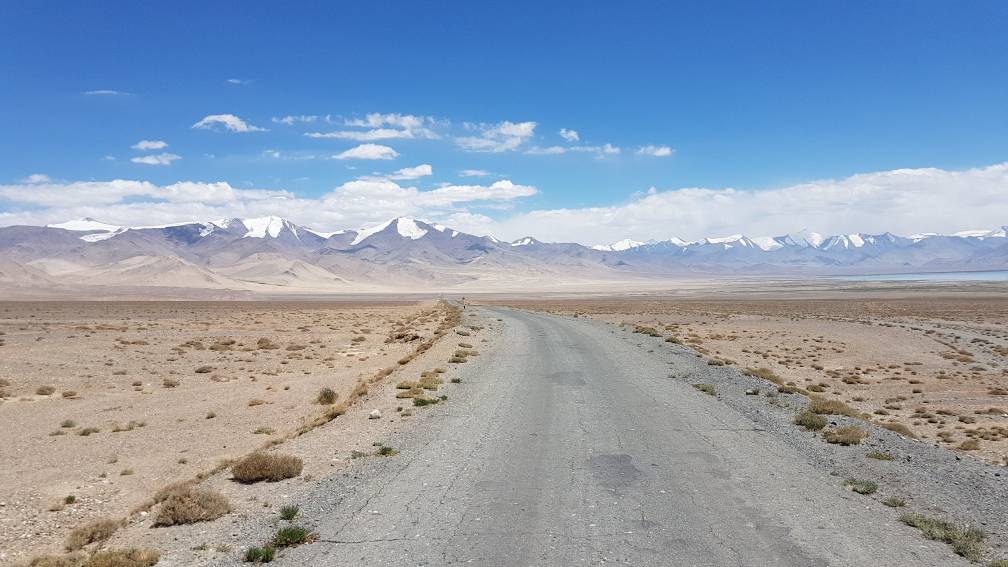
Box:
[223,306,1006,566]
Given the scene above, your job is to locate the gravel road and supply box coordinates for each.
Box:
[281,307,981,566]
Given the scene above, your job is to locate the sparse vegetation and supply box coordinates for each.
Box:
[271,525,312,548]
[279,504,299,521]
[882,422,916,438]
[866,450,894,461]
[316,387,338,405]
[899,513,986,561]
[692,383,716,396]
[823,426,866,445]
[377,445,398,456]
[83,548,160,567]
[231,452,303,483]
[793,411,827,431]
[808,397,860,418]
[244,546,276,563]
[154,487,230,526]
[65,518,123,550]
[37,385,56,396]
[843,478,877,495]
[882,497,906,507]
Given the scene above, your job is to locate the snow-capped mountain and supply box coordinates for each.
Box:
[2,217,1006,295]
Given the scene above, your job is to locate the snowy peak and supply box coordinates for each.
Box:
[47,218,122,233]
[511,236,540,247]
[775,229,825,248]
[350,217,430,246]
[592,238,645,252]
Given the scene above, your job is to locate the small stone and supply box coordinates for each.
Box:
[368,409,382,420]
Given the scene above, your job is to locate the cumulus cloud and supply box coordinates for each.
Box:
[389,164,433,180]
[272,115,317,125]
[456,121,536,152]
[636,145,674,157]
[332,144,399,160]
[192,114,267,133]
[82,89,132,96]
[132,140,168,151]
[22,174,51,184]
[0,176,536,232]
[130,153,181,166]
[462,163,1008,243]
[308,112,439,140]
[559,128,579,142]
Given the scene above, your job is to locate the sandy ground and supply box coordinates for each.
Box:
[0,300,466,564]
[502,296,1008,466]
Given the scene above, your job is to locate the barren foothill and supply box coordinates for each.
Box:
[0,300,464,564]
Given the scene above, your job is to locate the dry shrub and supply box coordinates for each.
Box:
[65,518,123,550]
[152,480,195,503]
[823,426,866,446]
[793,411,827,431]
[231,452,302,483]
[153,487,230,526]
[37,385,56,396]
[882,422,916,438]
[808,397,860,418]
[744,367,783,385]
[21,553,85,567]
[83,548,160,567]
[316,387,338,405]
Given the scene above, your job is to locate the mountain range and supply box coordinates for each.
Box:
[0,216,1005,296]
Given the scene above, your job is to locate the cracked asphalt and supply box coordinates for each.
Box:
[283,307,966,566]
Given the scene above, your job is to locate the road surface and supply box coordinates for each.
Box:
[287,307,963,566]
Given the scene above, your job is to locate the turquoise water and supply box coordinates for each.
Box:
[835,270,1008,282]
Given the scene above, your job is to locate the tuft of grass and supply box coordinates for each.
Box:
[843,478,878,495]
[744,367,784,385]
[866,450,894,461]
[958,439,981,451]
[279,504,299,521]
[793,411,827,431]
[882,497,906,508]
[65,517,123,550]
[316,387,338,405]
[899,513,986,561]
[253,426,275,435]
[244,546,276,563]
[823,426,866,446]
[376,445,398,457]
[413,396,438,407]
[37,385,57,396]
[882,422,916,438]
[83,548,160,567]
[231,452,303,483]
[61,419,76,428]
[692,383,716,396]
[153,487,231,526]
[194,365,213,374]
[808,397,860,418]
[271,525,311,548]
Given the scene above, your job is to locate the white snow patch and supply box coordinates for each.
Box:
[395,218,428,240]
[511,237,535,246]
[242,216,288,239]
[47,218,121,233]
[750,236,783,251]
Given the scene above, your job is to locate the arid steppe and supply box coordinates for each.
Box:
[0,300,474,564]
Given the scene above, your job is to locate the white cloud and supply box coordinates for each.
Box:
[130,153,181,166]
[332,144,399,160]
[272,115,318,125]
[636,145,674,157]
[456,121,536,152]
[82,89,132,96]
[226,78,252,85]
[559,128,579,142]
[389,164,433,180]
[309,113,439,140]
[192,114,267,133]
[132,140,168,151]
[22,174,51,184]
[459,169,490,177]
[306,128,424,141]
[460,162,1008,243]
[525,143,620,156]
[0,176,536,232]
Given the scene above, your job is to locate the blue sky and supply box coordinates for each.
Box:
[2,1,1007,243]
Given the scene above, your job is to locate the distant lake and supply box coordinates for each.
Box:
[834,270,1008,282]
